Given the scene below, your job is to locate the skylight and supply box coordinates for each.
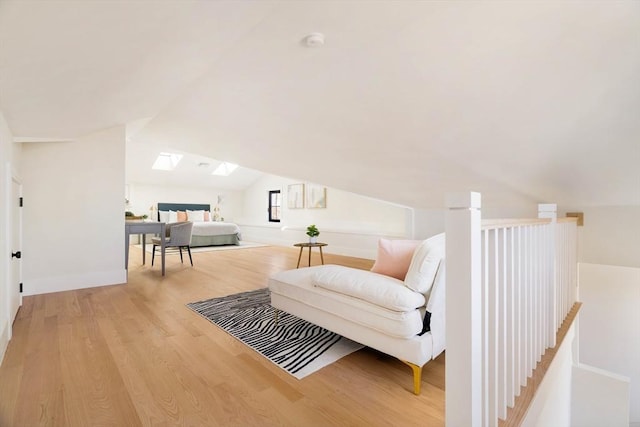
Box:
[152,152,183,171]
[212,162,238,176]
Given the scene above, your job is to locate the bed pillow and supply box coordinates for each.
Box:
[158,210,170,223]
[168,210,178,223]
[404,233,445,294]
[177,210,188,222]
[187,210,205,222]
[370,238,421,280]
[204,211,211,221]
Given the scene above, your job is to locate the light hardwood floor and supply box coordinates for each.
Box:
[0,245,445,426]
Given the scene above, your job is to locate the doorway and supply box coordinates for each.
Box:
[8,175,22,336]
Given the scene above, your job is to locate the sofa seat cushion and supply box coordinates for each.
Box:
[312,265,425,312]
[269,265,424,338]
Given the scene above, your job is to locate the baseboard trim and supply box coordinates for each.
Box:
[23,269,127,296]
[574,362,631,383]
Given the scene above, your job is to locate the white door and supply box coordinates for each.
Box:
[9,177,22,327]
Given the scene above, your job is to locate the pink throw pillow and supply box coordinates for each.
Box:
[204,211,210,221]
[370,239,421,281]
[177,211,187,222]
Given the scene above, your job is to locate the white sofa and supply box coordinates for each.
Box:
[268,234,446,394]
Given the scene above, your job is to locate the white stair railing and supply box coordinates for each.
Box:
[446,192,578,426]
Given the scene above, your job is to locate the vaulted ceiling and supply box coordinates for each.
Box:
[1,1,638,209]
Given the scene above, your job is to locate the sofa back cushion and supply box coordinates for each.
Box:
[370,238,422,280]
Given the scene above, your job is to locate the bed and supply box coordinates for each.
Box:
[157,202,241,247]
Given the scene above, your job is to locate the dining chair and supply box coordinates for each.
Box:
[151,221,194,267]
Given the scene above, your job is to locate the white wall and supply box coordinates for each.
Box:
[238,176,546,258]
[413,196,539,241]
[0,111,21,364]
[561,206,640,269]
[240,174,408,235]
[21,126,127,295]
[571,363,630,427]
[577,262,640,424]
[125,182,243,222]
[411,208,445,240]
[521,325,576,427]
[237,174,411,259]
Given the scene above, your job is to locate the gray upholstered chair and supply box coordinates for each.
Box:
[152,221,194,267]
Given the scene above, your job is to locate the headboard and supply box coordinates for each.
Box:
[157,203,211,221]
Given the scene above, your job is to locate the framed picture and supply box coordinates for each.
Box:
[287,183,305,209]
[306,184,326,209]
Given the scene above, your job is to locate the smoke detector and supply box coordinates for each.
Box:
[303,32,325,47]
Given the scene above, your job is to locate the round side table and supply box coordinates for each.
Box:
[293,242,328,268]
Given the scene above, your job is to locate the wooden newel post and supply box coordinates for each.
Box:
[446,192,482,426]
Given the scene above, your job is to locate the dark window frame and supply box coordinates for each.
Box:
[268,190,281,222]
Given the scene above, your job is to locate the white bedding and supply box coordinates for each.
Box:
[192,221,240,237]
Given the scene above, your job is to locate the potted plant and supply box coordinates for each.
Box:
[306,224,320,244]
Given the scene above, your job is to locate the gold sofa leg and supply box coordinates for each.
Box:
[402,361,423,395]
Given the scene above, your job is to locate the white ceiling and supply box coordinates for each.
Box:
[125,137,264,190]
[1,1,638,208]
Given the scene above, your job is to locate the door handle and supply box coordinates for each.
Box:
[11,251,21,259]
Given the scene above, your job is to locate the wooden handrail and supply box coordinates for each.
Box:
[481,218,551,230]
[557,217,578,224]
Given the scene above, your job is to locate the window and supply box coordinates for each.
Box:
[212,162,238,176]
[152,152,183,171]
[268,190,281,222]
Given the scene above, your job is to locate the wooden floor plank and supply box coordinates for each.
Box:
[0,245,445,426]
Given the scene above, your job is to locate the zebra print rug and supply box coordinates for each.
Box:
[186,288,363,379]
